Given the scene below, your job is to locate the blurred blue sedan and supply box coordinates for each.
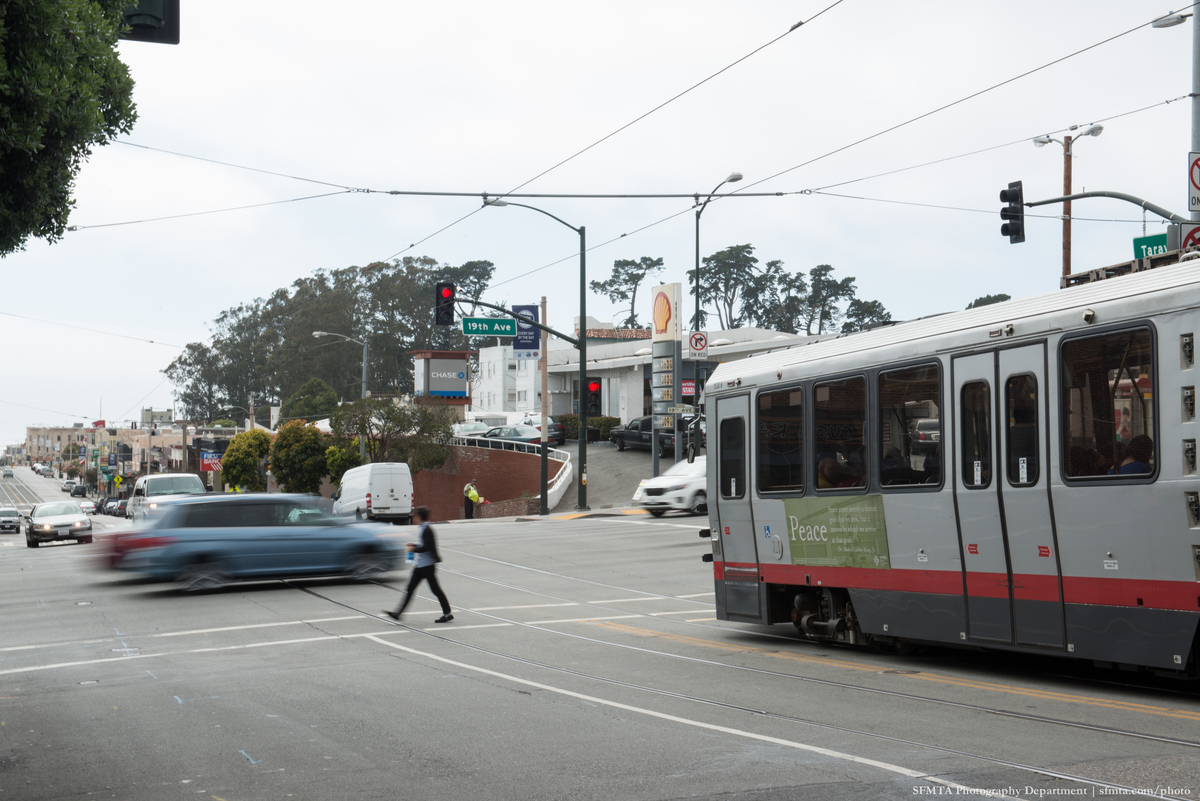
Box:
[110,494,405,592]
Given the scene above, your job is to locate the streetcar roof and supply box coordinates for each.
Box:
[706,257,1200,392]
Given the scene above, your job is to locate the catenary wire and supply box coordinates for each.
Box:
[812,190,1168,224]
[0,310,185,349]
[732,7,1199,198]
[66,191,352,231]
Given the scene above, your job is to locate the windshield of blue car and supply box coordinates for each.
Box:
[147,475,207,497]
[661,458,706,477]
[34,503,82,517]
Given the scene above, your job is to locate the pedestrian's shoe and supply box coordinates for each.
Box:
[434,614,454,623]
[383,610,400,621]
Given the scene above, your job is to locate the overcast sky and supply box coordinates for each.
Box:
[3,1,1195,446]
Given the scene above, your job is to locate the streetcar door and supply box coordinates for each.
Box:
[997,344,1065,648]
[713,394,761,620]
[952,351,1014,643]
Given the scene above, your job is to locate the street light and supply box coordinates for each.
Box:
[1153,9,1200,220]
[1032,126,1103,277]
[483,198,590,510]
[694,172,743,332]
[313,331,369,461]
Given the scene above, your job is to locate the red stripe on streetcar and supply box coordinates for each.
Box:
[726,563,1200,611]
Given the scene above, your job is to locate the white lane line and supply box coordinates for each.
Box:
[151,615,362,637]
[0,630,408,676]
[473,603,577,611]
[675,593,714,599]
[592,596,686,604]
[363,634,1011,797]
[527,615,643,625]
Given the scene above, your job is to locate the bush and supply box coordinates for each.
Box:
[558,414,621,441]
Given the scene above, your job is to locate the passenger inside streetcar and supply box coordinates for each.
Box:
[1109,434,1153,475]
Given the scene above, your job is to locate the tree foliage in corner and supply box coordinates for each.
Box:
[280,378,339,423]
[221,429,272,492]
[0,0,138,256]
[269,420,327,494]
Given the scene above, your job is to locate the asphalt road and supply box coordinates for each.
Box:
[2,486,1198,800]
[552,439,703,513]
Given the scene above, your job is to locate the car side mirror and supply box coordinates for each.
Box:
[134,488,144,497]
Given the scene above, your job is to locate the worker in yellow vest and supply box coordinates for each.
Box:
[463,479,479,519]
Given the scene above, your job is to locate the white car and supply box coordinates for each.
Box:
[78,500,97,514]
[23,501,93,547]
[631,456,707,517]
[0,507,19,532]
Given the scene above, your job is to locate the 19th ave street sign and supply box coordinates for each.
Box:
[462,317,516,336]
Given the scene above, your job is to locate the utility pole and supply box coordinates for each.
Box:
[1062,134,1073,278]
[539,296,549,516]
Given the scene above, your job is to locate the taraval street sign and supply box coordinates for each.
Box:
[462,317,516,336]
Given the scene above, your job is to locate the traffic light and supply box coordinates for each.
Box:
[584,377,602,417]
[120,0,180,44]
[1000,181,1025,244]
[435,282,456,326]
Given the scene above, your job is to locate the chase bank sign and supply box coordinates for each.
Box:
[414,355,470,398]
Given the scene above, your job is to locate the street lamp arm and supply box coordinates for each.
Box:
[1026,191,1189,223]
[482,199,580,233]
[313,331,363,347]
[696,177,732,220]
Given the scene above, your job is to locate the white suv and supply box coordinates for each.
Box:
[127,474,208,522]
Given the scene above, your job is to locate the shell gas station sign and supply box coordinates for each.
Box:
[651,283,682,343]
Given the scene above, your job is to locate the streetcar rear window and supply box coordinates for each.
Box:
[757,388,803,493]
[1005,375,1040,486]
[960,381,992,488]
[814,376,866,490]
[719,418,745,499]
[1061,328,1156,479]
[878,364,941,487]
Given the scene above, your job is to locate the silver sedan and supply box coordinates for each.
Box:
[24,501,93,547]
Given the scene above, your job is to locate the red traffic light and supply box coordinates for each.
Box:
[441,287,453,298]
[587,381,600,392]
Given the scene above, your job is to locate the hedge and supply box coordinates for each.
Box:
[557,414,621,441]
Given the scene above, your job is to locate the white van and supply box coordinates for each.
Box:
[128,473,208,522]
[332,463,413,524]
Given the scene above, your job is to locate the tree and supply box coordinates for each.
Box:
[693,244,759,330]
[797,264,856,335]
[280,378,339,423]
[966,293,1011,309]
[325,443,362,484]
[741,260,808,333]
[590,257,664,329]
[0,0,138,256]
[269,420,327,494]
[841,299,893,333]
[329,396,455,472]
[221,429,272,492]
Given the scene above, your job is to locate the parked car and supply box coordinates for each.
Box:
[127,473,208,523]
[108,494,404,591]
[23,501,93,546]
[114,499,129,518]
[102,499,119,515]
[78,500,97,514]
[70,484,87,497]
[908,417,941,455]
[452,421,492,438]
[519,414,566,446]
[60,479,76,493]
[477,425,544,448]
[0,506,19,532]
[332,463,413,524]
[631,455,708,517]
[610,416,700,457]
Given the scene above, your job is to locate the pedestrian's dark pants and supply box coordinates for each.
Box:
[464,497,474,519]
[394,565,451,617]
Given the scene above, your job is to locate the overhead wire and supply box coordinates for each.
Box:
[66,190,352,231]
[0,310,186,349]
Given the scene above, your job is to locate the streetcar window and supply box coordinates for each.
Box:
[1061,328,1156,479]
[1005,375,1039,486]
[719,418,745,499]
[757,389,803,493]
[960,381,992,488]
[814,376,866,490]
[878,364,941,487]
